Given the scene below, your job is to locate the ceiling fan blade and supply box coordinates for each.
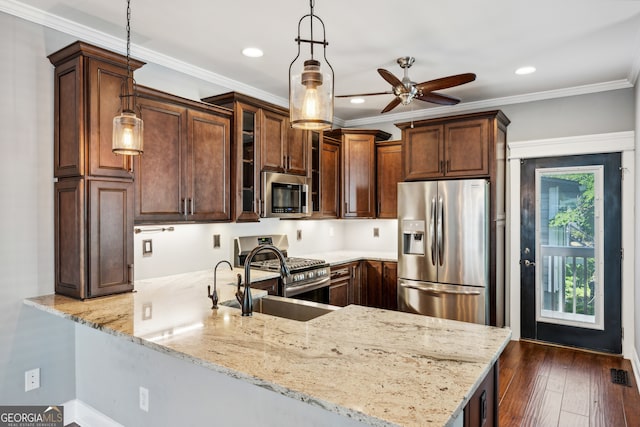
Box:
[415,92,461,105]
[415,73,476,93]
[336,91,393,98]
[377,68,403,88]
[381,97,402,113]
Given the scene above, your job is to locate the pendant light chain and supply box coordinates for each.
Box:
[309,0,315,59]
[125,0,133,112]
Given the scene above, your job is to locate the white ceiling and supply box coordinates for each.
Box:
[5,0,640,126]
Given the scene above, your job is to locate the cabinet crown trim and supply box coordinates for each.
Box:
[48,40,145,69]
[395,110,510,130]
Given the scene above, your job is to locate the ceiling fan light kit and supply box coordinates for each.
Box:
[289,0,334,130]
[338,56,476,114]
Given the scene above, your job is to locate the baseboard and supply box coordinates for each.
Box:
[632,348,640,394]
[61,399,123,427]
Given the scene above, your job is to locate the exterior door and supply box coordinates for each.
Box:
[520,153,622,353]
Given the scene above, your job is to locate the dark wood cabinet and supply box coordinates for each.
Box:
[49,41,141,299]
[325,129,391,218]
[49,42,143,180]
[203,92,311,221]
[376,140,402,219]
[252,278,279,296]
[397,111,510,326]
[134,87,231,223]
[360,260,397,310]
[329,262,361,306]
[310,134,341,218]
[399,114,496,180]
[464,363,497,427]
[55,178,134,299]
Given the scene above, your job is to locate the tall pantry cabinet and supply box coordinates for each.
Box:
[49,41,143,299]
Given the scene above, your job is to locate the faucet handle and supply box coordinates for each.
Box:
[207,285,218,309]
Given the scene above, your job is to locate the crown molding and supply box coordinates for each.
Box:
[0,0,287,107]
[0,0,633,129]
[342,79,633,128]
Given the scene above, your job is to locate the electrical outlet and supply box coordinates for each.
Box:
[213,234,221,248]
[25,368,40,392]
[373,227,379,238]
[142,239,153,256]
[296,229,302,241]
[139,386,149,412]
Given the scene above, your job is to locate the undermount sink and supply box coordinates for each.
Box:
[228,295,340,321]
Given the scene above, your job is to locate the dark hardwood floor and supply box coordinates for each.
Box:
[499,340,640,426]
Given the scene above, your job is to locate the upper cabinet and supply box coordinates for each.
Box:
[203,92,311,221]
[375,140,402,219]
[134,87,232,224]
[310,133,340,218]
[48,41,144,180]
[397,111,509,181]
[324,129,391,218]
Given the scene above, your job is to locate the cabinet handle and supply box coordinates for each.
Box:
[189,198,194,215]
[446,160,450,173]
[183,198,188,217]
[377,201,381,217]
[180,198,184,214]
[283,155,287,169]
[439,160,444,173]
[127,264,134,284]
[344,202,348,215]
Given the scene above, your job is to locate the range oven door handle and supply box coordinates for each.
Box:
[283,275,331,297]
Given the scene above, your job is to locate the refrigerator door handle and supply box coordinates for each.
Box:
[430,197,437,266]
[437,196,444,266]
[401,283,483,296]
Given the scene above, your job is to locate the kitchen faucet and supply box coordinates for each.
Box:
[237,244,291,316]
[208,260,233,309]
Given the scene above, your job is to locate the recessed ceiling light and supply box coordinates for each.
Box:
[242,47,263,58]
[515,66,536,75]
[350,98,365,104]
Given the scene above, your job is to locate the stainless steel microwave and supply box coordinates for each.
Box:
[262,171,311,218]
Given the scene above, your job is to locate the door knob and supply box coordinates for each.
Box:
[522,259,536,267]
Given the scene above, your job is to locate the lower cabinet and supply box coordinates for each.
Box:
[55,178,134,299]
[252,277,279,295]
[328,262,360,306]
[360,260,397,310]
[464,362,497,427]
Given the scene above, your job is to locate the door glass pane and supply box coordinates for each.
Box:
[535,166,604,330]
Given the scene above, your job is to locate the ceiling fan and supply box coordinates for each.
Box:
[337,57,476,113]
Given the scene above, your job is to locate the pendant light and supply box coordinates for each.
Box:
[112,0,143,155]
[289,0,334,130]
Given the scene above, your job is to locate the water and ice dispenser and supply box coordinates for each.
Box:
[402,220,425,255]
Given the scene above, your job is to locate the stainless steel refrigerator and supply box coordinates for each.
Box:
[397,179,489,324]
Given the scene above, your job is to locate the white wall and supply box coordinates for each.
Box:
[0,12,76,404]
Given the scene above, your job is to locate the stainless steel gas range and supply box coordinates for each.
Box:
[233,235,331,301]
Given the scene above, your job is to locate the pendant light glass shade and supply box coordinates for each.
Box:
[289,0,334,130]
[112,0,143,155]
[113,111,143,155]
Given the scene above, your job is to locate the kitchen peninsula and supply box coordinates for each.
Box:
[25,269,510,427]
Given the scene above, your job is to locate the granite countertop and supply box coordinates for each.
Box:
[300,250,398,265]
[25,269,510,427]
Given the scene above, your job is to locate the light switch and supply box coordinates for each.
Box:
[142,239,153,256]
[373,227,380,238]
